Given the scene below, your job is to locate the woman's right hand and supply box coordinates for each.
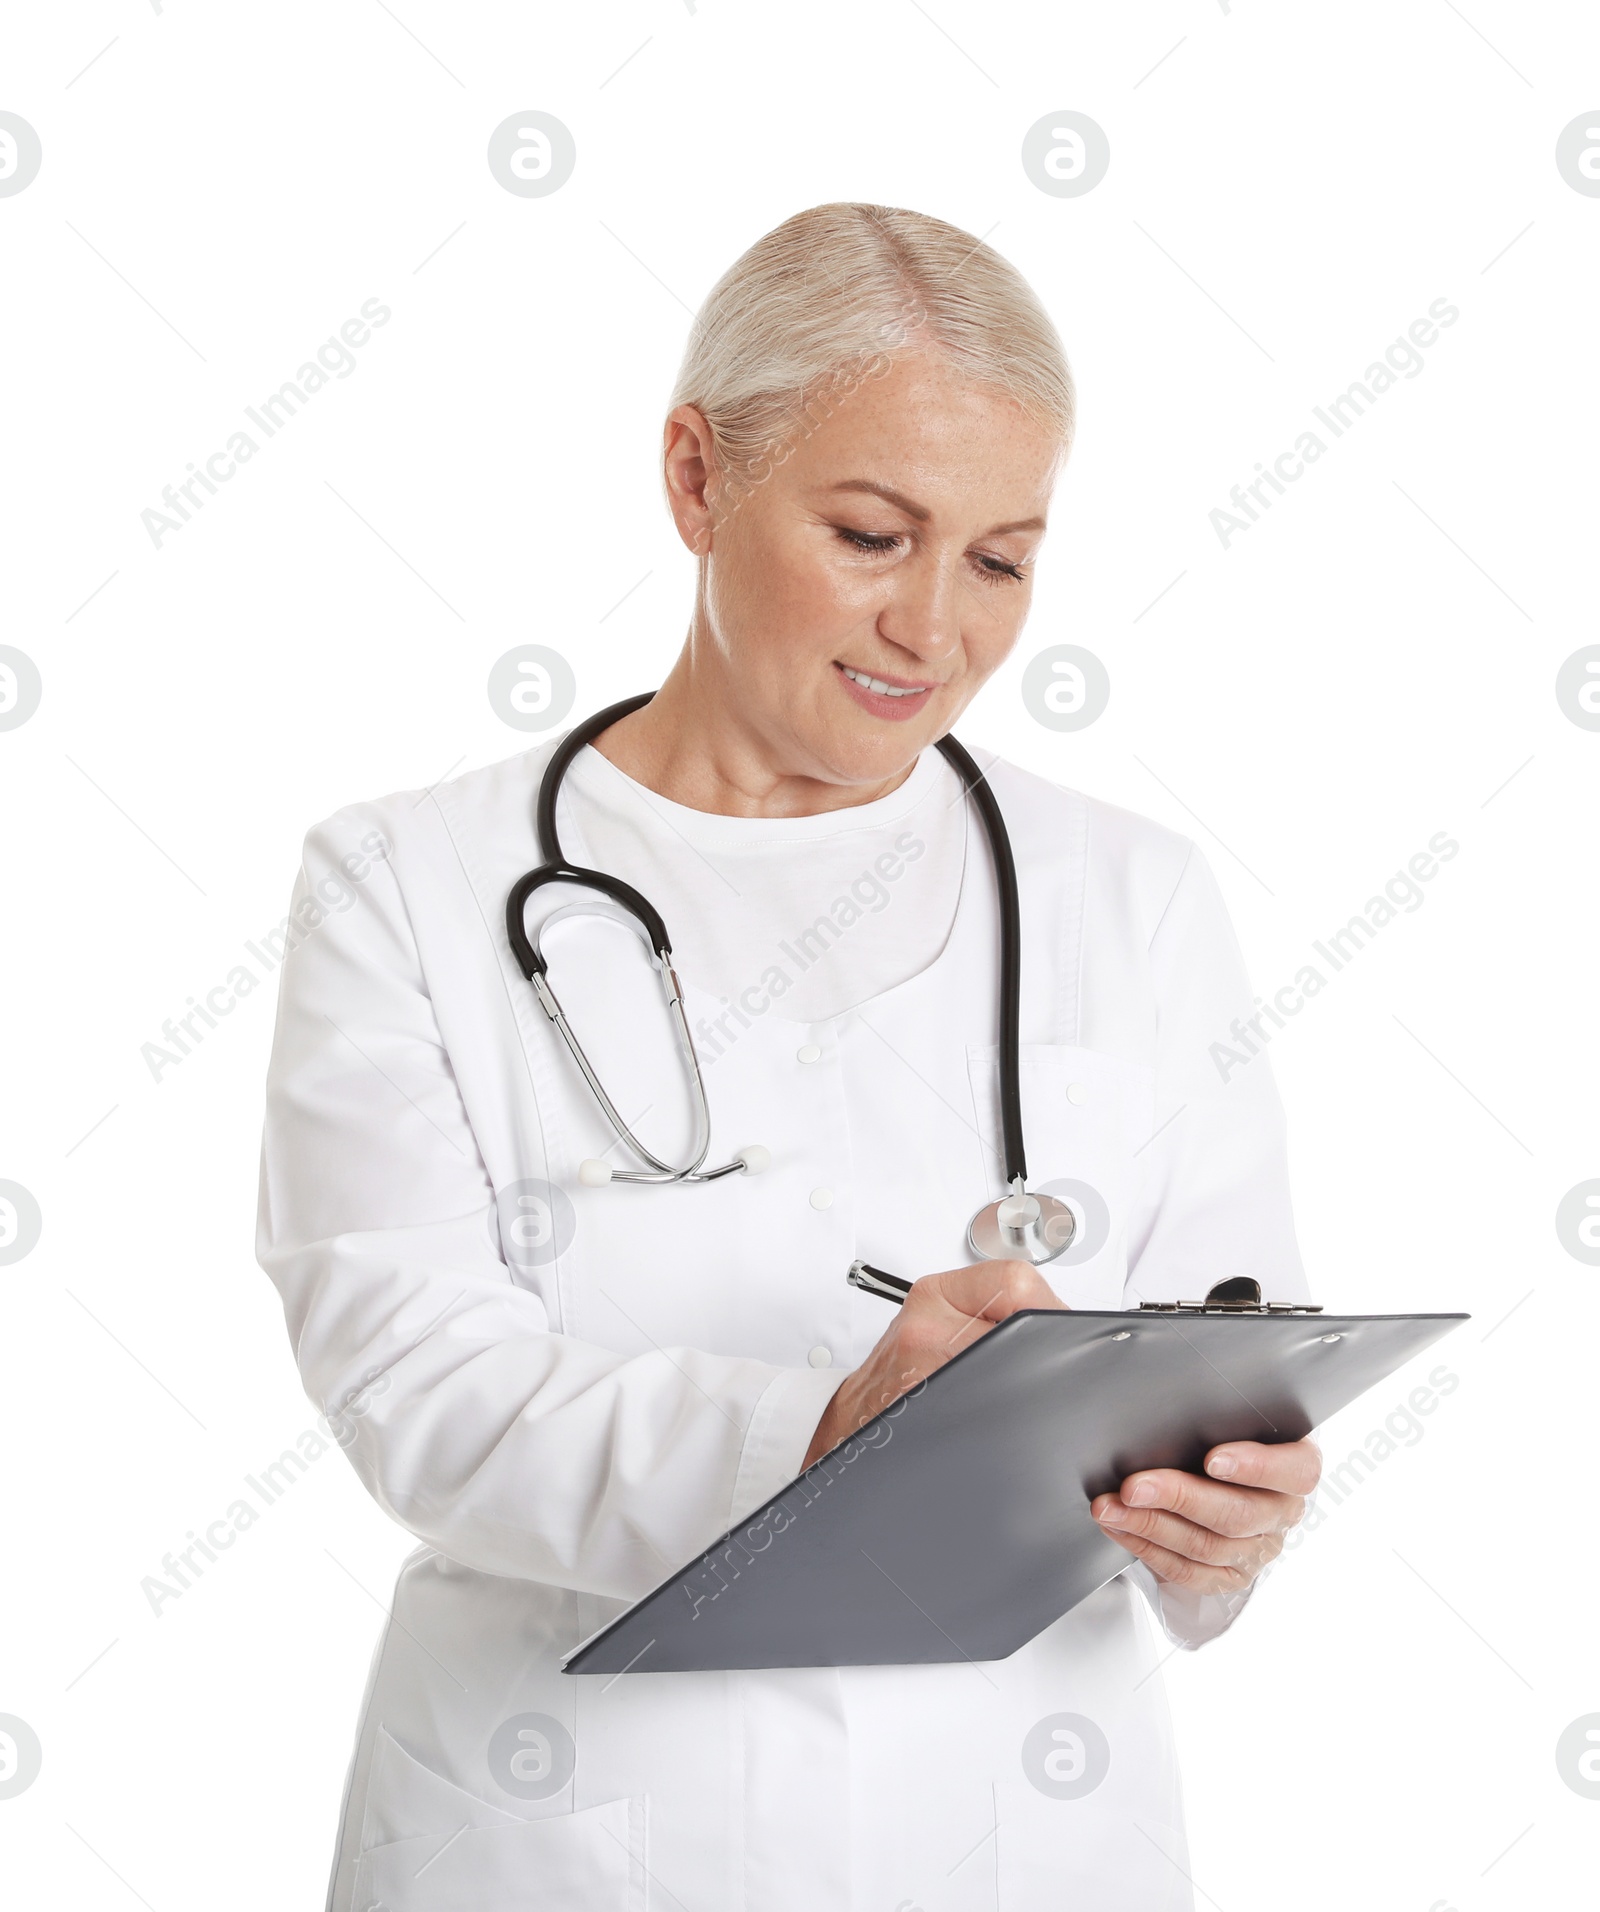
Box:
[801,1259,1067,1469]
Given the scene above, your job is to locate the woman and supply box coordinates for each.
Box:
[258,202,1317,1911]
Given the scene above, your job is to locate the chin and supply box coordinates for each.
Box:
[810,722,932,789]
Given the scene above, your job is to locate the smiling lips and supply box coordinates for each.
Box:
[829,657,944,718]
[837,664,935,698]
[833,661,941,724]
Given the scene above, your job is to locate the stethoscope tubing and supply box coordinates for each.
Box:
[508,692,1028,1192]
[925,729,1026,1190]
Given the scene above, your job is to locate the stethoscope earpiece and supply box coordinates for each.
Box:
[577,1144,769,1189]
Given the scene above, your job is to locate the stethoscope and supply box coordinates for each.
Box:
[506,693,1077,1267]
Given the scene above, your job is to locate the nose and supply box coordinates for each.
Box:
[873,547,966,668]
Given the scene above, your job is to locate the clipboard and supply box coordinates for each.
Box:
[563,1302,1466,1675]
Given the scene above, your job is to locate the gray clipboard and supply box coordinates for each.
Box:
[563,1306,1466,1675]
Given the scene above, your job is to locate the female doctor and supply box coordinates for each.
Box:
[257,202,1319,1912]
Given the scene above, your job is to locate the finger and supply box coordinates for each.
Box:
[894,1286,1005,1366]
[1113,1468,1304,1538]
[923,1259,1066,1326]
[1091,1522,1263,1595]
[1203,1438,1321,1495]
[1093,1496,1285,1569]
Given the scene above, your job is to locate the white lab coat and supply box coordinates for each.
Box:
[256,735,1307,1912]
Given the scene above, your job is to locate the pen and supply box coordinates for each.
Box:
[846,1259,912,1306]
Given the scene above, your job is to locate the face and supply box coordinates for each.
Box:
[663,352,1063,793]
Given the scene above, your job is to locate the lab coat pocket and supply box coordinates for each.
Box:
[966,1044,1155,1311]
[353,1727,646,1910]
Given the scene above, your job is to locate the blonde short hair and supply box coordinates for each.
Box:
[668,202,1074,503]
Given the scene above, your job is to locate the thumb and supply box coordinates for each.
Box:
[925,1259,1066,1324]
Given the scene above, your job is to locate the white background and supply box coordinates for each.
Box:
[2,2,1597,1907]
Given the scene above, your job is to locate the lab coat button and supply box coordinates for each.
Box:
[809,1187,833,1210]
[1066,1081,1088,1104]
[807,1345,833,1368]
[797,1043,822,1064]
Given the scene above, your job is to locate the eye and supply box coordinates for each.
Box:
[832,525,1029,582]
[973,551,1028,584]
[834,526,903,555]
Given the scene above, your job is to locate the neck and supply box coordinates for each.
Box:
[590,643,917,819]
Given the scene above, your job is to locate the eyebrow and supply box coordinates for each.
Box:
[824,478,1046,536]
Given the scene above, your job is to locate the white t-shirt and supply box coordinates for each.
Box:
[556,743,969,1023]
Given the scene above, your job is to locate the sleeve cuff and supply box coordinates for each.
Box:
[729,1364,848,1527]
[1124,1559,1258,1649]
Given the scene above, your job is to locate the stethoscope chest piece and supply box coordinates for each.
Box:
[967,1187,1076,1266]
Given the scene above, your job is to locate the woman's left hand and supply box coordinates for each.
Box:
[1090,1439,1321,1594]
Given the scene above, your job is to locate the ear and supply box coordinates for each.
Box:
[662,405,719,558]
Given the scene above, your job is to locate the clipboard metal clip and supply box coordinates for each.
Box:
[1138,1276,1323,1315]
[846,1266,1324,1315]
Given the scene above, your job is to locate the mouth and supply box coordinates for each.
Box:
[833,661,941,722]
